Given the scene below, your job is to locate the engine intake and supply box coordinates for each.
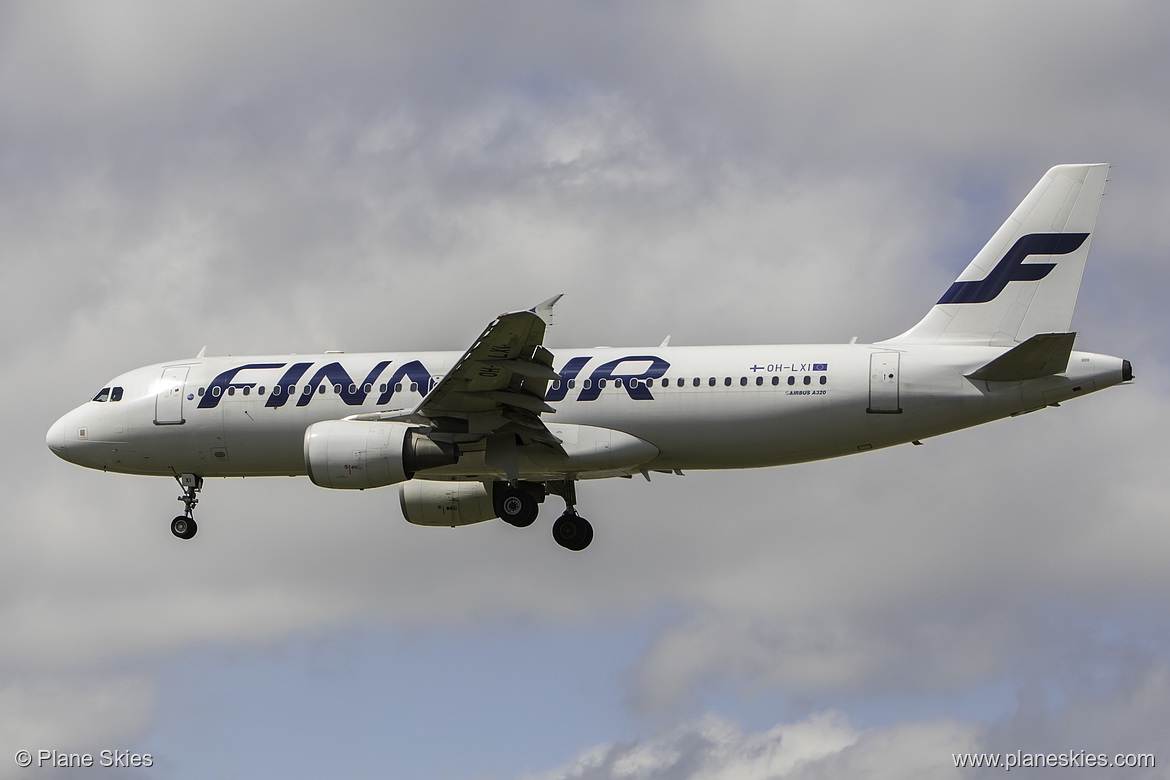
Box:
[304,420,456,489]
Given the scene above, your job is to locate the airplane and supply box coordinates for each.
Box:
[46,163,1132,551]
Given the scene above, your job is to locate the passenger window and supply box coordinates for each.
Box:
[804,376,811,385]
[227,387,235,396]
[111,387,124,401]
[92,388,110,403]
[242,386,250,396]
[568,379,576,389]
[258,386,265,395]
[583,379,592,390]
[740,377,747,386]
[820,376,827,385]
[318,385,326,394]
[552,380,560,390]
[724,377,732,387]
[213,386,222,397]
[787,376,795,386]
[645,378,653,388]
[198,387,205,396]
[772,376,779,386]
[410,383,418,392]
[693,378,700,387]
[755,377,763,386]
[708,377,716,387]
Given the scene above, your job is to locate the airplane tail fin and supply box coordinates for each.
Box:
[885,163,1110,346]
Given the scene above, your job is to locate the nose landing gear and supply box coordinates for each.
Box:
[171,473,202,540]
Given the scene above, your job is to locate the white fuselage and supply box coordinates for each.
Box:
[46,343,1127,481]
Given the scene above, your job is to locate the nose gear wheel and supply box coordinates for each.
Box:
[172,474,203,540]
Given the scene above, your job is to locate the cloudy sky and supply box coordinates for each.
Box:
[4,1,1169,777]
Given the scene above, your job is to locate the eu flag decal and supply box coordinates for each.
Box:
[813,363,828,371]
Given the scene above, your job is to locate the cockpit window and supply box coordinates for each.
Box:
[111,387,124,402]
[92,387,111,402]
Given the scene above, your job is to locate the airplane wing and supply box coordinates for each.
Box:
[353,298,566,454]
[419,308,560,430]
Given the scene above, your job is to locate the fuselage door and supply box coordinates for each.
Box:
[155,366,190,425]
[867,352,902,414]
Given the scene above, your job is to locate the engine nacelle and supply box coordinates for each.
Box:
[304,420,456,489]
[399,480,496,527]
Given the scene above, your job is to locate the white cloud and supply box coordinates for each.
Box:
[524,711,988,780]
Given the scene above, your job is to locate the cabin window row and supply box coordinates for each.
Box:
[193,381,428,398]
[550,375,828,390]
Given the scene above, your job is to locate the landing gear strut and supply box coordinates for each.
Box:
[493,478,594,551]
[548,480,593,551]
[171,473,202,540]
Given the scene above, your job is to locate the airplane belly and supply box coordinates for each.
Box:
[215,402,310,476]
[556,382,851,470]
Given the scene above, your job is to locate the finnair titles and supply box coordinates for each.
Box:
[48,164,1132,551]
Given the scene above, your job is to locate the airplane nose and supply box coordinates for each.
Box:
[47,415,68,459]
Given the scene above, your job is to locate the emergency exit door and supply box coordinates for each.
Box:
[867,352,902,414]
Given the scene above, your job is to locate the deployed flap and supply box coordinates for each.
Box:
[410,305,564,447]
[967,332,1076,381]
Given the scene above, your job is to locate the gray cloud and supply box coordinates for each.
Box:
[2,1,1168,777]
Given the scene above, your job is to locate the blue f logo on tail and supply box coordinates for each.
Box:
[938,233,1089,305]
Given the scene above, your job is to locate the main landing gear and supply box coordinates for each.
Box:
[551,511,593,552]
[495,479,594,551]
[548,479,592,552]
[171,473,202,540]
[493,482,540,528]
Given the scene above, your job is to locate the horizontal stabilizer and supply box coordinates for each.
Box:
[967,332,1076,381]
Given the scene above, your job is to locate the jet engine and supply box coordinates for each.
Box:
[304,420,456,489]
[399,480,496,526]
